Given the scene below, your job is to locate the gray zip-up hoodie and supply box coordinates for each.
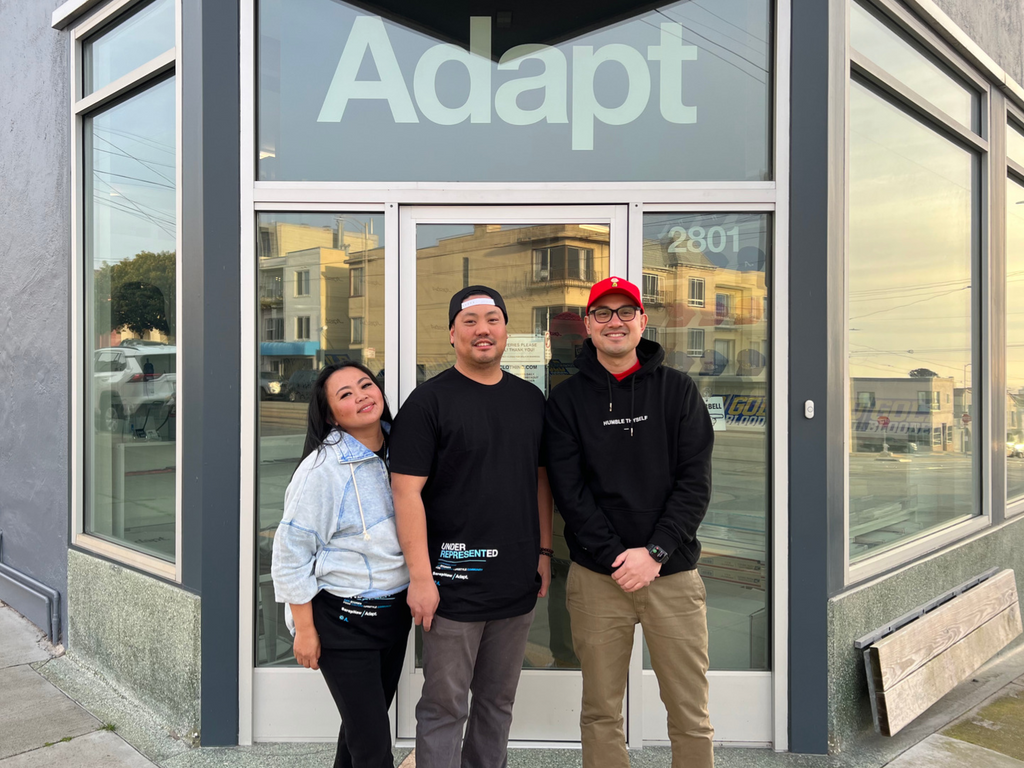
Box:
[271,426,409,633]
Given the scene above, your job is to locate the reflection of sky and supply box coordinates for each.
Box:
[850,2,975,129]
[849,82,974,385]
[87,76,176,267]
[84,0,175,95]
[258,0,770,181]
[1008,177,1024,391]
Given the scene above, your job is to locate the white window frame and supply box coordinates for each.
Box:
[687,328,706,357]
[350,265,365,297]
[65,0,181,581]
[1006,103,1024,516]
[295,316,311,341]
[351,316,364,345]
[688,276,705,307]
[237,0,794,750]
[844,0,997,585]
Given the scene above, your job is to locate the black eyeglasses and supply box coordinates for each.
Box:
[589,306,640,323]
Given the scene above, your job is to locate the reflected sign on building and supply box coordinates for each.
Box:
[259,0,772,182]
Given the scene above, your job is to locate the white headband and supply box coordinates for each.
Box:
[462,297,496,310]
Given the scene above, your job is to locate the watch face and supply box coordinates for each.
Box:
[649,545,667,563]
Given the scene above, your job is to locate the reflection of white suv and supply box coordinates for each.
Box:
[93,345,176,432]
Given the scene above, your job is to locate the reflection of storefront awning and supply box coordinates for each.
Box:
[260,341,319,357]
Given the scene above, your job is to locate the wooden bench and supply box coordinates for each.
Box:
[855,568,1022,736]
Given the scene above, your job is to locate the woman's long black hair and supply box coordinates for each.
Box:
[298,361,392,468]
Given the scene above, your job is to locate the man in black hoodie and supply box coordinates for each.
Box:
[545,276,715,768]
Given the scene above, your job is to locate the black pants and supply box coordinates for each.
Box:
[318,638,408,768]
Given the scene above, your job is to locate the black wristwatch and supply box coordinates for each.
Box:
[646,544,669,564]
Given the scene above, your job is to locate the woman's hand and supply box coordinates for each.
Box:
[408,577,440,631]
[293,627,321,670]
[537,555,551,598]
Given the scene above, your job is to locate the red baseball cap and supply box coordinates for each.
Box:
[587,276,644,313]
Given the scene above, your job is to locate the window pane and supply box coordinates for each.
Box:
[642,212,771,671]
[848,81,976,561]
[84,76,177,561]
[255,212,385,666]
[82,0,175,96]
[258,0,771,182]
[1008,176,1024,502]
[1009,121,1024,168]
[850,1,977,131]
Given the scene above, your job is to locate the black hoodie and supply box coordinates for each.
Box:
[544,338,714,576]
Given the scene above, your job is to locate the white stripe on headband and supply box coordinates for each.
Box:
[462,297,496,309]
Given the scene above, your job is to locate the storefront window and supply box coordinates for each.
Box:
[84,75,177,561]
[82,0,175,96]
[258,0,771,182]
[848,80,977,561]
[1008,176,1024,503]
[850,1,978,131]
[255,212,385,666]
[641,212,770,670]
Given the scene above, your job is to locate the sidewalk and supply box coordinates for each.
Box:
[3,600,1024,768]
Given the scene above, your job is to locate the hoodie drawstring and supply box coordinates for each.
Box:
[630,375,635,438]
[349,464,371,541]
[607,371,636,438]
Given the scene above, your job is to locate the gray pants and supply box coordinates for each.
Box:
[415,610,535,768]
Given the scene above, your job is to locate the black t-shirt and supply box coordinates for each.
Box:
[389,368,546,622]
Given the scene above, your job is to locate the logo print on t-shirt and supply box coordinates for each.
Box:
[435,541,499,582]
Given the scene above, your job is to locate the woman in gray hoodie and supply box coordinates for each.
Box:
[272,361,410,768]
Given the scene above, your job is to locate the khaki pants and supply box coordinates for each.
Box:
[567,563,714,768]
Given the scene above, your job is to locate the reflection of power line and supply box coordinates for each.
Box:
[94,197,176,239]
[646,9,768,82]
[94,194,176,229]
[92,133,175,186]
[91,174,176,224]
[95,125,175,155]
[665,6,767,58]
[91,146,175,170]
[93,169,175,190]
[692,1,768,44]
[850,286,969,320]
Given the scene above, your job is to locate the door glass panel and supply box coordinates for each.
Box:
[641,212,771,671]
[255,211,385,666]
[412,221,611,669]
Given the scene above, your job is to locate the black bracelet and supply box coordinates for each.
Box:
[539,547,554,557]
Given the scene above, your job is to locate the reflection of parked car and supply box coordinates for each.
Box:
[93,345,176,432]
[1009,440,1024,458]
[260,372,284,401]
[284,369,318,402]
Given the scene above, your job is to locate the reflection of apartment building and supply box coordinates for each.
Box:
[851,376,959,452]
[642,237,768,389]
[258,221,379,378]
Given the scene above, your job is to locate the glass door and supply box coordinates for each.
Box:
[638,210,773,744]
[396,206,628,742]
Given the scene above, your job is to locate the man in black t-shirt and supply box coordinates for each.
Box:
[391,285,553,768]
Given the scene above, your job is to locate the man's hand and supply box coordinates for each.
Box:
[611,548,662,593]
[537,555,551,598]
[408,577,440,631]
[293,628,321,670]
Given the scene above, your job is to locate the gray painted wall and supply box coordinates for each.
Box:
[0,0,70,641]
[933,0,1024,85]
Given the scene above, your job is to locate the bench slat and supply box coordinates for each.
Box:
[873,569,1018,690]
[868,601,1022,736]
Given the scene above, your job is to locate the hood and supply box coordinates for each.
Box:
[328,421,391,464]
[573,337,666,389]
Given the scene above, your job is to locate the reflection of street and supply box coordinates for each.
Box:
[849,452,974,559]
[90,431,176,560]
